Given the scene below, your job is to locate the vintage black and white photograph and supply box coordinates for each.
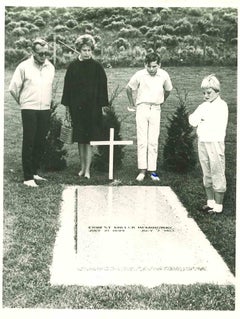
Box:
[1,0,239,318]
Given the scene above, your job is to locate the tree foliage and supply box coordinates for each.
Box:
[40,100,67,172]
[93,86,124,172]
[163,89,196,173]
[40,82,67,171]
[5,7,237,68]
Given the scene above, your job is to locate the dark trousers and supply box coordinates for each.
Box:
[21,110,50,181]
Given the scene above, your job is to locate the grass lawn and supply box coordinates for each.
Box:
[2,66,236,310]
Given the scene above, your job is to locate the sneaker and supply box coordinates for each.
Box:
[208,208,223,214]
[78,170,84,177]
[136,172,145,182]
[23,180,38,187]
[150,172,160,181]
[34,175,47,181]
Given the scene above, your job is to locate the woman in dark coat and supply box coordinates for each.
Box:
[61,34,109,179]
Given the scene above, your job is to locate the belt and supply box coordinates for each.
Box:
[138,102,161,106]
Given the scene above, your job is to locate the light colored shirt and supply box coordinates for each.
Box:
[9,56,55,110]
[126,68,173,105]
[189,96,228,141]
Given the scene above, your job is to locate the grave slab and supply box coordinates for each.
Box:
[50,186,235,287]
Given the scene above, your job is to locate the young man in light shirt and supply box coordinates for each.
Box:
[126,52,173,182]
[9,38,55,187]
[189,74,228,213]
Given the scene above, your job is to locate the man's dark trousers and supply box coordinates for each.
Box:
[21,109,50,181]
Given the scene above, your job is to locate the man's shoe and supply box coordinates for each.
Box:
[78,170,84,177]
[136,172,145,182]
[34,175,47,181]
[23,180,38,187]
[150,172,160,182]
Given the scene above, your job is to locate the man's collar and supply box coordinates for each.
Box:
[143,68,161,76]
[31,55,48,67]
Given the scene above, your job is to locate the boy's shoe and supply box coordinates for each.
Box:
[136,172,145,182]
[150,172,160,182]
[84,173,90,180]
[34,174,47,181]
[23,180,38,187]
[200,204,213,212]
[208,208,223,214]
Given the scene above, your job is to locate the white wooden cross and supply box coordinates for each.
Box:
[90,128,133,180]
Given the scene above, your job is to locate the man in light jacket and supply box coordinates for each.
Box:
[9,38,55,187]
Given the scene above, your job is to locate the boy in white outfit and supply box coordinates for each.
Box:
[126,52,173,182]
[189,74,228,213]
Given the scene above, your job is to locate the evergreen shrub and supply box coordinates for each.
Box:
[105,21,126,30]
[54,25,69,33]
[5,21,18,30]
[40,99,67,172]
[4,7,237,68]
[15,37,32,49]
[38,10,52,20]
[66,19,78,28]
[174,18,193,35]
[118,27,142,38]
[5,48,29,67]
[163,88,196,172]
[139,26,150,34]
[18,11,33,21]
[113,38,130,49]
[188,8,202,16]
[93,86,124,172]
[25,23,40,32]
[12,27,28,36]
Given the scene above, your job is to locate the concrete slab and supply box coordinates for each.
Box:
[50,186,235,287]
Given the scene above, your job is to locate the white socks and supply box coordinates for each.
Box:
[212,203,223,213]
[207,200,223,213]
[207,199,215,208]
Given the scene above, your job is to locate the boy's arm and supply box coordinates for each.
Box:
[163,90,171,103]
[189,106,203,127]
[126,85,136,112]
[216,100,229,132]
[162,73,173,105]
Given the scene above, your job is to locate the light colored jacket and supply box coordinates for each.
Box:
[9,56,55,110]
[189,96,228,142]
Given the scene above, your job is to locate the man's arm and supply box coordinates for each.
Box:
[9,66,24,104]
[9,90,20,104]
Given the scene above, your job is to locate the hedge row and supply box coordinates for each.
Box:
[5,7,237,68]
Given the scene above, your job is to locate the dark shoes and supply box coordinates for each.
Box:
[200,204,212,212]
[200,204,222,214]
